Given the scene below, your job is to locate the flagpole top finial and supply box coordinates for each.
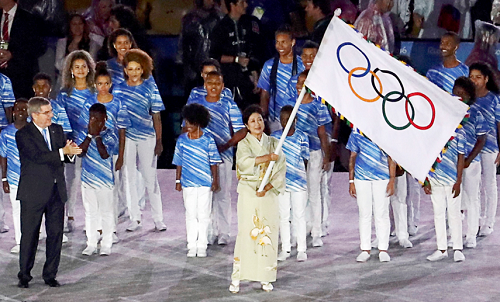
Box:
[334,8,342,18]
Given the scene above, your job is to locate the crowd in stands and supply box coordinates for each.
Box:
[1,0,500,293]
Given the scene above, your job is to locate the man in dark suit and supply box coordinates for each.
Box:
[0,0,45,99]
[16,97,81,288]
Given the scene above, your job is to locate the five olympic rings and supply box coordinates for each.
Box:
[337,42,435,130]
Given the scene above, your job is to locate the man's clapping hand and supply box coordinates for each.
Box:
[63,140,82,155]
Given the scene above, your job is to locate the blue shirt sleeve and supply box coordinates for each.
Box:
[150,82,165,113]
[476,111,487,136]
[346,132,360,153]
[457,127,466,154]
[257,59,272,92]
[101,129,118,154]
[172,136,183,166]
[208,135,222,165]
[317,102,333,126]
[229,98,244,132]
[0,131,6,157]
[1,75,15,108]
[300,131,310,161]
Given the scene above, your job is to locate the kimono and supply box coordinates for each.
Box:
[231,132,286,283]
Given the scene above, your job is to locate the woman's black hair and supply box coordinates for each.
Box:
[242,104,263,125]
[200,58,221,73]
[110,5,141,33]
[182,103,210,128]
[454,76,477,104]
[469,62,500,94]
[95,61,112,82]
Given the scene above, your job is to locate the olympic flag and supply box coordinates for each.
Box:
[305,15,469,182]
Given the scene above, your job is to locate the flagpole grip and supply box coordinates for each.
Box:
[257,87,307,192]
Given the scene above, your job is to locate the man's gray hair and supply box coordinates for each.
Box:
[28,97,51,116]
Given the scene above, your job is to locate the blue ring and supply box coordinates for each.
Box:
[337,42,371,78]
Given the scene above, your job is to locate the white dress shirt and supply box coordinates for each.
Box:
[1,4,17,40]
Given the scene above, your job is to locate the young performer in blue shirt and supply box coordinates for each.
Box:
[185,70,246,245]
[77,103,118,256]
[56,50,96,234]
[347,132,395,263]
[271,105,310,261]
[295,70,331,248]
[258,25,304,132]
[469,63,500,239]
[173,103,222,257]
[113,49,166,232]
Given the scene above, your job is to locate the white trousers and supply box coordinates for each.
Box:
[390,175,409,241]
[183,187,212,250]
[462,161,482,240]
[211,160,232,238]
[64,156,82,218]
[123,136,163,223]
[307,149,323,238]
[406,173,420,229]
[429,180,463,250]
[480,151,498,228]
[82,186,114,249]
[355,179,390,251]
[0,188,4,228]
[9,186,20,245]
[320,162,334,230]
[279,190,307,252]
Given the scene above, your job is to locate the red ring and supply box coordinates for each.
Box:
[405,92,435,130]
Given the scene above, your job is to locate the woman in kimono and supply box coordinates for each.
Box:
[229,104,286,293]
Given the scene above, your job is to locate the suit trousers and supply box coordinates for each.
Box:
[390,175,409,241]
[123,136,163,223]
[82,186,114,249]
[183,186,212,250]
[480,151,498,228]
[18,185,64,282]
[429,179,463,250]
[462,161,482,241]
[9,185,21,245]
[355,179,391,251]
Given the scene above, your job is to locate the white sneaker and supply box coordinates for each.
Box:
[100,246,111,256]
[426,250,448,261]
[10,244,20,254]
[112,233,120,244]
[454,250,465,262]
[82,246,97,256]
[62,234,68,243]
[465,238,477,248]
[379,251,391,262]
[356,251,370,262]
[197,248,207,258]
[154,221,167,232]
[479,226,493,237]
[321,224,329,237]
[408,225,418,236]
[229,281,240,293]
[207,235,217,245]
[399,239,413,248]
[312,236,323,247]
[218,235,229,245]
[371,238,379,248]
[187,248,196,258]
[297,251,307,262]
[261,282,273,292]
[277,250,290,261]
[126,220,141,232]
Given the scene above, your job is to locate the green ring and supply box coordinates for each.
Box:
[382,91,415,130]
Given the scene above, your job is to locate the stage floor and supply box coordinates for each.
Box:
[1,171,500,301]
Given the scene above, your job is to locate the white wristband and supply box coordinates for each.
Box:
[175,180,181,184]
[1,178,6,182]
[235,56,239,63]
[87,133,93,139]
[349,179,354,183]
[331,138,338,143]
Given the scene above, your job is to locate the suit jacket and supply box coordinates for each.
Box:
[16,122,67,204]
[1,7,45,98]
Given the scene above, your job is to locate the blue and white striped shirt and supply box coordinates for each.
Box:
[257,56,304,121]
[463,106,487,163]
[0,73,15,128]
[56,88,95,141]
[113,81,165,141]
[430,128,466,186]
[0,124,20,186]
[78,95,130,155]
[271,129,309,191]
[77,128,118,189]
[173,132,222,187]
[296,98,332,151]
[51,99,72,134]
[347,132,390,181]
[473,92,500,154]
[426,63,469,94]
[186,93,244,163]
[284,73,299,106]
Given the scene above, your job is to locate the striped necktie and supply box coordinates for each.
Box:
[2,12,8,42]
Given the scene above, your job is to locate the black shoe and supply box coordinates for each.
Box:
[18,279,29,288]
[44,279,61,287]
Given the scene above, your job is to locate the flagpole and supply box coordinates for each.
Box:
[258,86,307,192]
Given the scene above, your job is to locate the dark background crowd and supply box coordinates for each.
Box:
[6,0,500,168]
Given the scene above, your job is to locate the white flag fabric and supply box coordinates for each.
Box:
[305,16,469,182]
